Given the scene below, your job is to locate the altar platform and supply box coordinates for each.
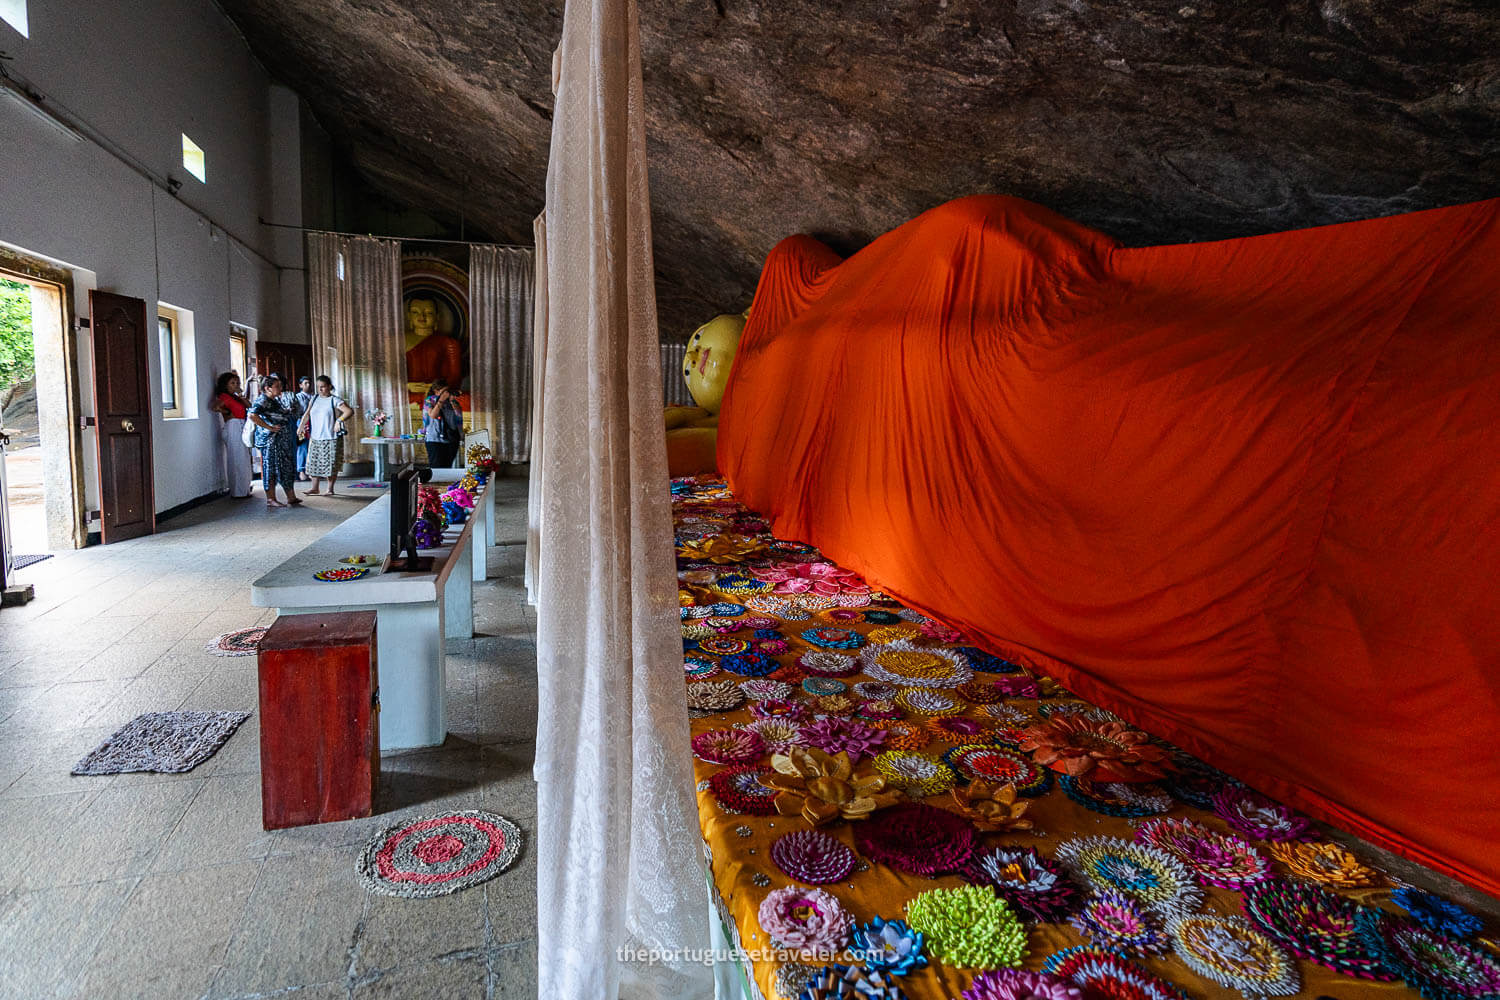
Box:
[251,468,496,751]
[672,476,1499,1000]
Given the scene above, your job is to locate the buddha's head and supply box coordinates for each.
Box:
[683,313,746,413]
[406,298,439,338]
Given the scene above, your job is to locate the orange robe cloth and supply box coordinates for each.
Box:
[718,195,1500,898]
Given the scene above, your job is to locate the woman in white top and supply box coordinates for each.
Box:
[297,375,354,495]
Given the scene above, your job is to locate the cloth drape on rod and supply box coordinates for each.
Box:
[659,343,692,406]
[470,245,535,462]
[306,233,411,461]
[526,213,548,606]
[532,0,711,993]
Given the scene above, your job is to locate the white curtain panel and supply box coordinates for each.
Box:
[306,233,411,462]
[526,212,548,606]
[470,245,535,462]
[532,0,712,993]
[660,343,693,406]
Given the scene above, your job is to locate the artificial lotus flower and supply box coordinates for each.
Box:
[1268,840,1383,888]
[1391,886,1484,938]
[793,963,906,999]
[1018,715,1170,781]
[962,969,1082,1000]
[677,534,767,564]
[751,559,871,597]
[442,486,475,509]
[757,886,852,955]
[950,779,1035,832]
[684,679,743,712]
[764,747,903,825]
[679,586,716,607]
[918,618,963,642]
[851,917,928,976]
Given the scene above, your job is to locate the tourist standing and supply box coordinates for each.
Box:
[293,376,316,482]
[299,376,354,495]
[247,375,302,508]
[421,378,464,468]
[207,371,252,498]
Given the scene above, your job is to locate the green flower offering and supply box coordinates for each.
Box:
[905,884,1027,969]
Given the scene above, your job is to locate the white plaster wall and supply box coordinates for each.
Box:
[269,84,309,346]
[0,0,304,519]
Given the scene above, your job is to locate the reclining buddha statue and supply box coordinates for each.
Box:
[664,311,744,477]
[717,192,1500,897]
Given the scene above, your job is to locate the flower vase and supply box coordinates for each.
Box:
[373,425,383,438]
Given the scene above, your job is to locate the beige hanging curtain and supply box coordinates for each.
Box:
[532,0,712,993]
[306,233,411,462]
[470,245,535,463]
[526,212,548,605]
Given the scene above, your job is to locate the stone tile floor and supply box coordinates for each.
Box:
[0,478,539,999]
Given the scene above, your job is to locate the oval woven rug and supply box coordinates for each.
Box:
[204,627,268,657]
[356,810,524,898]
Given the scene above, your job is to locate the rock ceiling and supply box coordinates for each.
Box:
[219,0,1500,338]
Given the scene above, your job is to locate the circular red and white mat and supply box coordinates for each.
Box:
[356,810,523,898]
[204,627,268,657]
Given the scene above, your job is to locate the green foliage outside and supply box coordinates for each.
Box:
[0,278,35,390]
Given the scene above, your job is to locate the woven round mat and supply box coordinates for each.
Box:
[204,627,268,657]
[356,810,523,898]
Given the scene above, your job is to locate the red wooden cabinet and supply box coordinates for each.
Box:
[257,611,379,830]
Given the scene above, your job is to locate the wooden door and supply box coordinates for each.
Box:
[90,291,155,542]
[255,340,314,386]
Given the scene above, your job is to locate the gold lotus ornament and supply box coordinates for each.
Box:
[949,779,1035,832]
[1037,676,1068,697]
[764,747,903,825]
[679,534,767,564]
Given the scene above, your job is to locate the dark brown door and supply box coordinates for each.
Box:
[90,291,155,542]
[255,340,314,386]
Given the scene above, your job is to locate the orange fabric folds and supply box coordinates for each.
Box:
[718,195,1500,897]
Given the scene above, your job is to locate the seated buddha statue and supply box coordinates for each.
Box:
[405,298,463,396]
[665,312,745,476]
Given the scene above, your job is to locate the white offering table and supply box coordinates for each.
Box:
[360,435,423,482]
[250,469,490,751]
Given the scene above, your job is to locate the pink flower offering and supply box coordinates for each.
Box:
[757,886,852,955]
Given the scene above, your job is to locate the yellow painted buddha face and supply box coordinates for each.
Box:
[682,313,745,413]
[407,298,438,339]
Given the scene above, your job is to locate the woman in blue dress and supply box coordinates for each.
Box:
[247,374,303,508]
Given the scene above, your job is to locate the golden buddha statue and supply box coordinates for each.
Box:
[404,297,463,395]
[665,312,745,476]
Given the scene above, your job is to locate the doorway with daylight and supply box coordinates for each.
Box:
[0,246,86,585]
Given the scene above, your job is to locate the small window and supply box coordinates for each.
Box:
[181,133,206,183]
[229,329,248,383]
[0,0,28,37]
[157,303,198,419]
[158,309,182,417]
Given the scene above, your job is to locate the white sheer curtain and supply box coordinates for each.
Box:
[532,0,712,993]
[306,233,411,461]
[526,213,548,605]
[470,245,535,462]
